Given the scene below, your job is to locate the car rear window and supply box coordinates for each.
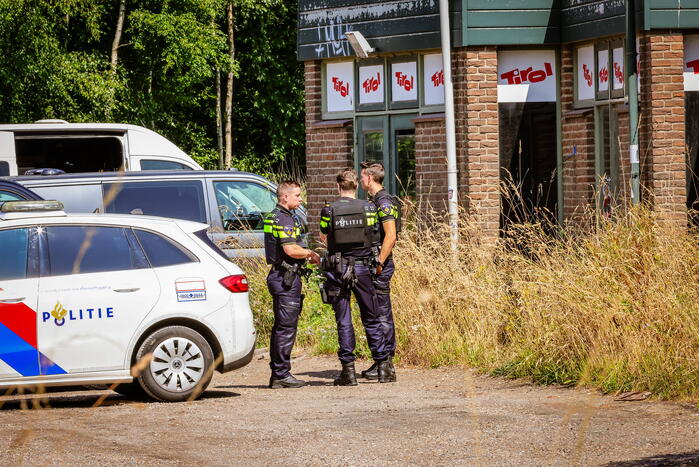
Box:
[0,228,28,280]
[103,180,206,223]
[134,229,197,268]
[193,229,230,261]
[45,226,144,276]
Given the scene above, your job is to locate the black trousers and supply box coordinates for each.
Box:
[373,256,396,356]
[325,262,388,364]
[267,268,302,379]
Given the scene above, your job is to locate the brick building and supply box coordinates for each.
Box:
[297,1,699,237]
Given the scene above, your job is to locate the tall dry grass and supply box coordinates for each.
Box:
[247,202,699,401]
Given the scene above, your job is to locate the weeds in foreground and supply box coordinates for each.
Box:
[248,203,699,401]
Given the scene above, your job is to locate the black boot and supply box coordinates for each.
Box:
[378,360,394,383]
[334,362,358,386]
[387,356,397,382]
[360,361,378,380]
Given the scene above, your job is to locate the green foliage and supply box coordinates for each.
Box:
[0,0,304,171]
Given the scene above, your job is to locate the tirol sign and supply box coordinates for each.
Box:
[391,61,417,102]
[685,35,699,91]
[598,49,609,92]
[359,65,384,105]
[497,50,557,102]
[577,45,594,101]
[612,47,624,90]
[326,61,354,112]
[423,53,445,106]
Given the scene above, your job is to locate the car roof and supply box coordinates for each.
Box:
[0,211,209,232]
[4,170,275,185]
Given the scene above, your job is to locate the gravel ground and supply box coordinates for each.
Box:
[1,350,698,466]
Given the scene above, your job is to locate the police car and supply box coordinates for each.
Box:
[0,200,256,402]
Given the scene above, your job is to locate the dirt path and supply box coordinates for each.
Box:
[1,351,698,466]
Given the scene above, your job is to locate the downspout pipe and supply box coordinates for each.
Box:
[440,0,459,248]
[626,0,641,204]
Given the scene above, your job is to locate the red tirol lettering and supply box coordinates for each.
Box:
[688,59,699,74]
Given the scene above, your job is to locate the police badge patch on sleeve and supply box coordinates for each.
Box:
[381,205,393,215]
[284,225,294,236]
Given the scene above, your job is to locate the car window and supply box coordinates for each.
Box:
[213,181,277,231]
[104,180,206,223]
[140,160,194,170]
[0,228,28,280]
[46,226,144,276]
[134,229,197,268]
[0,189,25,202]
[30,184,101,213]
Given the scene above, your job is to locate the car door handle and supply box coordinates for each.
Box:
[0,297,26,303]
[113,288,140,293]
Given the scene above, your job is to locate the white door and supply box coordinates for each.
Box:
[0,227,41,378]
[37,225,160,373]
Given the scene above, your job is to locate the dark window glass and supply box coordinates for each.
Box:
[686,92,699,226]
[15,136,123,174]
[498,102,558,232]
[140,160,193,170]
[46,226,141,276]
[134,229,196,268]
[395,129,415,199]
[0,228,28,280]
[193,229,230,261]
[104,180,206,223]
[213,181,276,231]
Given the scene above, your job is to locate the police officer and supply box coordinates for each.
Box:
[319,168,390,385]
[359,160,398,382]
[264,180,320,389]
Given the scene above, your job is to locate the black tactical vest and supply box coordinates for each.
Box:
[327,198,379,257]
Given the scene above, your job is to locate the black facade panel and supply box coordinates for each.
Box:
[297,0,461,61]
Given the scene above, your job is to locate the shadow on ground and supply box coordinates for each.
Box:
[605,450,699,466]
[0,389,239,411]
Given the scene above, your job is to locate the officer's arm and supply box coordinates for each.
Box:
[319,232,327,244]
[378,220,397,264]
[283,243,319,263]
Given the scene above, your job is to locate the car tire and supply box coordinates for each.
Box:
[135,326,214,402]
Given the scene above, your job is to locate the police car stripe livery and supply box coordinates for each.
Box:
[0,302,66,377]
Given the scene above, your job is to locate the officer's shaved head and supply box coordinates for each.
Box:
[336,168,358,192]
[360,160,384,184]
[277,180,301,198]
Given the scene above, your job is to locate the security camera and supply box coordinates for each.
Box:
[344,31,375,59]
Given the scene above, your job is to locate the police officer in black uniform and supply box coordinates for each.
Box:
[264,180,320,389]
[319,168,390,385]
[359,160,398,382]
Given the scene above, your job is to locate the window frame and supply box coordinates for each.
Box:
[573,42,596,109]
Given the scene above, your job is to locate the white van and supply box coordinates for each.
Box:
[0,120,203,176]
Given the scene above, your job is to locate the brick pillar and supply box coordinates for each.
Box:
[455,47,500,240]
[640,32,687,225]
[304,61,354,240]
[560,44,596,222]
[413,114,448,214]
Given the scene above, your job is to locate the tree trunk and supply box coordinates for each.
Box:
[111,0,126,71]
[224,1,234,169]
[107,0,126,120]
[216,69,224,169]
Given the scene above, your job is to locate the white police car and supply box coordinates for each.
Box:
[0,200,255,402]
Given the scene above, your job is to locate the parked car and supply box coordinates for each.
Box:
[0,120,203,176]
[0,200,255,402]
[8,170,306,258]
[0,180,43,205]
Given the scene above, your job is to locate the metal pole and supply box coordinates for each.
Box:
[439,0,459,248]
[626,0,641,204]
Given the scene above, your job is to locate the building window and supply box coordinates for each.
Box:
[684,35,699,224]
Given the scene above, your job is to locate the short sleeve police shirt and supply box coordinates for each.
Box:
[373,189,396,224]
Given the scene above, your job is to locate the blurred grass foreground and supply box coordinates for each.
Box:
[245,203,699,402]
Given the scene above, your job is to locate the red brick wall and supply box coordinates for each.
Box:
[455,47,500,239]
[304,61,354,240]
[413,115,448,213]
[639,32,687,226]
